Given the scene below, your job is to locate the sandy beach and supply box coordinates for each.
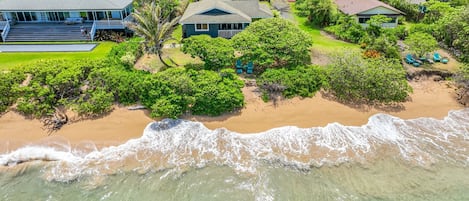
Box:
[0,78,465,152]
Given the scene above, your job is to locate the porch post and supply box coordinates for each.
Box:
[106,11,110,26]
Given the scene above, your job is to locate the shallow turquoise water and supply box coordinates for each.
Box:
[1,109,469,201]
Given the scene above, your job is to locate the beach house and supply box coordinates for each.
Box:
[0,0,133,41]
[179,0,273,39]
[334,0,404,28]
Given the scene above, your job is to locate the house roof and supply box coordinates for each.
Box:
[407,0,426,4]
[179,0,273,24]
[334,0,404,15]
[0,0,132,11]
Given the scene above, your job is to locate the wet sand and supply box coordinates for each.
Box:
[0,79,465,152]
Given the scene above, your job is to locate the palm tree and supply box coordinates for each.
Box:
[125,2,181,67]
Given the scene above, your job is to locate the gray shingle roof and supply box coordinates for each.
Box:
[179,0,273,24]
[335,0,404,15]
[0,0,132,11]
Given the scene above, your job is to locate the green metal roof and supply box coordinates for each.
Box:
[0,0,132,11]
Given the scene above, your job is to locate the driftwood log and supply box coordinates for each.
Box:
[41,108,68,135]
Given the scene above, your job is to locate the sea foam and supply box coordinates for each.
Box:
[1,109,468,181]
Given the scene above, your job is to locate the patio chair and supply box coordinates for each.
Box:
[246,61,254,74]
[433,52,441,62]
[235,60,243,74]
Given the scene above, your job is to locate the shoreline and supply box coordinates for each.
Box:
[0,79,465,153]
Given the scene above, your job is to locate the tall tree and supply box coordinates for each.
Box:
[125,2,182,67]
[232,18,312,70]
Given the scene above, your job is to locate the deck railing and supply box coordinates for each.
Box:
[95,20,125,30]
[1,21,10,42]
[218,30,242,38]
[90,21,97,41]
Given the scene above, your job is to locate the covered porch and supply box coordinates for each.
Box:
[0,0,133,41]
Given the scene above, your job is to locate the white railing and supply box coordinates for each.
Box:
[1,21,10,42]
[90,21,97,41]
[218,30,242,38]
[95,20,125,30]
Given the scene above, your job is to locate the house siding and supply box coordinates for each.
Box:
[355,7,401,28]
[183,23,250,38]
[359,6,401,15]
[183,24,219,38]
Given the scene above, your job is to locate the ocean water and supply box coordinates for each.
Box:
[1,109,469,201]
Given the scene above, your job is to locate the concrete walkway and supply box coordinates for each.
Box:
[0,44,97,52]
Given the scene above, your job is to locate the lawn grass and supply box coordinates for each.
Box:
[290,3,358,51]
[0,42,116,69]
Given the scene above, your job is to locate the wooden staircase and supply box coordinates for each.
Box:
[4,23,93,42]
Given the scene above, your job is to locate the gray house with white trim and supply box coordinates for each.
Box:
[179,0,273,39]
[0,0,133,41]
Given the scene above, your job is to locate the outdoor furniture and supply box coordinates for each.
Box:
[442,57,449,64]
[405,54,414,64]
[405,54,420,67]
[433,52,441,62]
[64,17,83,25]
[235,60,243,74]
[246,61,254,74]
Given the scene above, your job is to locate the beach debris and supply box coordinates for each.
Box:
[127,105,146,110]
[260,83,287,107]
[41,108,68,135]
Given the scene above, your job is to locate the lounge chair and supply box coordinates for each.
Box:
[405,54,420,67]
[405,54,414,64]
[246,61,254,74]
[433,52,441,62]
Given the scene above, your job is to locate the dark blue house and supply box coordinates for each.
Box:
[179,0,273,39]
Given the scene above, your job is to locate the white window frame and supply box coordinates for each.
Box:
[195,23,209,31]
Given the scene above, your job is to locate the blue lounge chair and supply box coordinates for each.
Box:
[405,54,414,64]
[246,61,254,74]
[433,52,441,62]
[405,54,420,67]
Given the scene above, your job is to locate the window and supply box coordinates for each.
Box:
[358,17,370,24]
[219,23,243,30]
[195,23,209,31]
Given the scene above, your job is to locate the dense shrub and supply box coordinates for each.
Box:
[74,88,114,116]
[324,15,365,43]
[107,37,143,68]
[140,68,244,118]
[324,50,412,103]
[182,35,235,70]
[408,23,434,35]
[434,6,469,62]
[0,71,25,113]
[257,66,325,100]
[191,69,245,116]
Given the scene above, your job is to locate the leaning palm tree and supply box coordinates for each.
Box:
[125,2,181,67]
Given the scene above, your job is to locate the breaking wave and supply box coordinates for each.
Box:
[1,109,469,182]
